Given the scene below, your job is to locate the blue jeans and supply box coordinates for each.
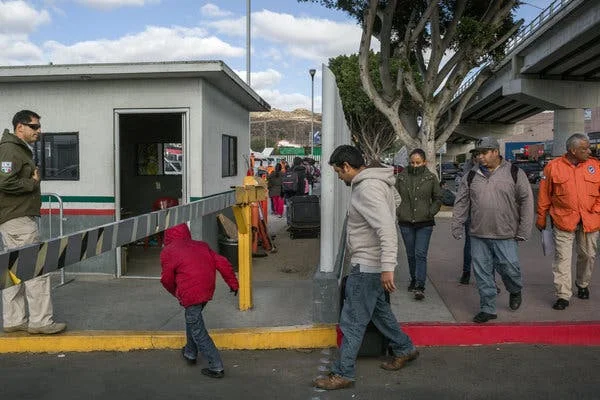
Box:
[333,265,416,380]
[399,225,433,288]
[183,303,223,371]
[470,237,523,314]
[463,220,471,273]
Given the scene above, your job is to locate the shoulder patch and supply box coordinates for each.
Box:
[1,161,12,174]
[588,165,596,174]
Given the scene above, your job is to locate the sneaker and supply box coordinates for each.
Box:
[380,349,420,371]
[414,288,425,301]
[473,312,497,323]
[3,322,28,333]
[27,322,66,335]
[181,348,196,365]
[576,284,590,300]
[509,291,522,311]
[407,280,416,292]
[459,271,470,285]
[552,298,569,310]
[313,373,353,390]
[201,368,224,379]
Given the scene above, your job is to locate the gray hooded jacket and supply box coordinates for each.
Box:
[347,167,398,272]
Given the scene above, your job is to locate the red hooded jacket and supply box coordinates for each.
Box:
[160,224,239,307]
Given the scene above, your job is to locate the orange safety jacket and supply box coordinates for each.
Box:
[537,155,600,232]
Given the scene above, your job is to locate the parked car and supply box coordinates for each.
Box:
[440,162,459,180]
[512,160,543,183]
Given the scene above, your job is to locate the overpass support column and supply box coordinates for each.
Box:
[552,109,584,156]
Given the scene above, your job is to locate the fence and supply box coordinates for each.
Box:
[0,191,235,290]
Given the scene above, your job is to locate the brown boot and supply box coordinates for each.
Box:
[380,349,420,371]
[313,373,353,390]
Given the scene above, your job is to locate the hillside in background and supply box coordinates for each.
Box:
[250,108,322,152]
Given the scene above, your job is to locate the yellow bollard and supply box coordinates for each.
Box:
[233,204,252,310]
[231,176,267,311]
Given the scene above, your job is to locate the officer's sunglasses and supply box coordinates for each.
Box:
[22,123,41,130]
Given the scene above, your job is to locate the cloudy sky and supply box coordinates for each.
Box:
[0,0,546,112]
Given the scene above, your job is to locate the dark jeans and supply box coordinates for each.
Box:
[333,265,416,380]
[183,303,223,371]
[399,225,433,288]
[463,220,472,273]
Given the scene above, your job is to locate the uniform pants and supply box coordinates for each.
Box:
[553,225,598,301]
[0,216,54,329]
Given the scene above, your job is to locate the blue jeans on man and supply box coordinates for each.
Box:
[332,265,416,380]
[470,237,523,314]
[399,225,433,289]
[183,303,224,372]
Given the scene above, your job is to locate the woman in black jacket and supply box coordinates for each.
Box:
[395,149,442,300]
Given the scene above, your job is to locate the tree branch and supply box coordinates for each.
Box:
[378,0,397,101]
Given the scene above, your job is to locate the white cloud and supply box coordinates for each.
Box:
[257,88,321,112]
[0,1,51,34]
[207,10,366,62]
[235,68,282,90]
[75,0,159,10]
[200,3,232,18]
[44,25,244,63]
[0,33,44,65]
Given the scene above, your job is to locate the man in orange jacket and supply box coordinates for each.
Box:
[536,133,600,311]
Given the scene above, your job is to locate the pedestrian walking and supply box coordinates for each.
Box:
[268,163,284,217]
[160,223,239,379]
[395,149,442,300]
[314,145,418,391]
[0,110,66,335]
[451,137,533,323]
[536,133,600,310]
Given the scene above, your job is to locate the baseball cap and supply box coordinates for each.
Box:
[475,137,499,150]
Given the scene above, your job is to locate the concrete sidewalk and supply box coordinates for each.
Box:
[1,215,599,353]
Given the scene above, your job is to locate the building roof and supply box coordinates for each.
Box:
[0,60,270,112]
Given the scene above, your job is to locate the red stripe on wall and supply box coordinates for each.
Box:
[41,209,115,216]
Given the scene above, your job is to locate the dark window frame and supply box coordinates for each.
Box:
[222,134,238,177]
[35,132,80,181]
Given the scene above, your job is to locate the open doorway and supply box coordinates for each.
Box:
[115,110,187,277]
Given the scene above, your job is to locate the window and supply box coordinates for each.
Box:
[136,142,183,175]
[34,133,80,181]
[222,135,237,177]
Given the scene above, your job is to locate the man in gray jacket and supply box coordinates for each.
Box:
[314,145,417,390]
[452,137,533,323]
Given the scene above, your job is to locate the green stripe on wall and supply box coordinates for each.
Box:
[41,195,115,203]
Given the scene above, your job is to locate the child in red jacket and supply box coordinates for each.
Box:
[160,223,239,379]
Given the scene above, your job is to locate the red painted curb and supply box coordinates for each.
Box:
[337,322,600,347]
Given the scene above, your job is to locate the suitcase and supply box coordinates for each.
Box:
[287,195,320,239]
[336,275,390,357]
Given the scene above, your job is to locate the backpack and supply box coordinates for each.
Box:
[467,164,519,187]
[281,170,299,193]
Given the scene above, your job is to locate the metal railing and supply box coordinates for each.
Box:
[453,0,573,101]
[41,193,74,288]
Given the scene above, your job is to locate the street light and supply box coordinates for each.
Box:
[309,68,316,156]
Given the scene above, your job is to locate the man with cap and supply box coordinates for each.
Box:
[536,133,600,311]
[452,137,533,323]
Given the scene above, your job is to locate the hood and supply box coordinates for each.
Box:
[352,167,395,187]
[0,131,31,153]
[163,223,191,246]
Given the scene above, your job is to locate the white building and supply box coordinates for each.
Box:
[0,61,269,276]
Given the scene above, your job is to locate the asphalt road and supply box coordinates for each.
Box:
[2,345,599,400]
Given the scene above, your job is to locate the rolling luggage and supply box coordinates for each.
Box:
[287,195,320,239]
[336,275,390,357]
